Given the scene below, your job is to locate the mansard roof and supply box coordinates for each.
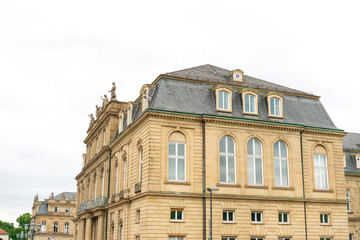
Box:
[343,132,360,152]
[54,192,77,200]
[161,64,315,97]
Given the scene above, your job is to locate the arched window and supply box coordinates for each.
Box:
[219,136,236,184]
[247,138,263,185]
[314,145,328,190]
[101,168,105,197]
[115,164,118,193]
[139,148,143,182]
[123,158,127,189]
[168,132,186,181]
[274,141,289,187]
[94,173,97,198]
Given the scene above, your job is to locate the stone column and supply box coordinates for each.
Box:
[85,217,93,240]
[79,219,85,240]
[96,215,105,240]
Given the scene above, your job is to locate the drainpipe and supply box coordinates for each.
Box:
[104,149,112,240]
[202,119,206,240]
[300,131,308,240]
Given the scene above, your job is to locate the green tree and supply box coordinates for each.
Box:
[0,220,14,235]
[0,213,31,240]
[16,213,31,230]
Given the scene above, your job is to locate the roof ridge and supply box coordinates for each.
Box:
[163,64,229,75]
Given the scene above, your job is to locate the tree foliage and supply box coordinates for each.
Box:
[0,213,31,240]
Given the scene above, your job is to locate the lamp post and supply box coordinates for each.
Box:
[207,187,219,240]
[16,220,40,240]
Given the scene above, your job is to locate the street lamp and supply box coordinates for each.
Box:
[18,220,37,240]
[16,231,28,240]
[207,187,219,240]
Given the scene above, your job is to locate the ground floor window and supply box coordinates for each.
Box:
[222,237,236,240]
[169,237,184,240]
[279,238,291,240]
[251,238,264,240]
[53,222,58,233]
[64,222,69,234]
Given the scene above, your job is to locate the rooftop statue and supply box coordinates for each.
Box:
[109,82,117,101]
[49,192,54,199]
[34,194,39,202]
[88,114,95,128]
[101,94,109,110]
[95,105,101,118]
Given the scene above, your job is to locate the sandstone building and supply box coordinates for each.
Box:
[32,192,77,240]
[74,64,357,240]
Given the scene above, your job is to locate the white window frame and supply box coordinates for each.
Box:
[247,138,263,185]
[170,209,184,221]
[218,90,230,111]
[41,221,46,233]
[314,154,329,190]
[64,222,69,234]
[356,155,360,169]
[169,237,185,240]
[223,210,235,223]
[320,213,330,225]
[54,207,59,213]
[136,210,140,223]
[278,212,289,224]
[346,189,351,212]
[220,136,236,184]
[244,93,256,113]
[274,141,289,187]
[270,97,281,116]
[65,207,70,213]
[168,142,186,182]
[222,237,236,240]
[278,238,291,240]
[53,222,58,233]
[251,211,263,224]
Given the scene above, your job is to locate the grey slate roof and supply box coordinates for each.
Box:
[36,202,48,215]
[54,192,77,200]
[150,78,338,130]
[162,64,315,96]
[343,132,360,173]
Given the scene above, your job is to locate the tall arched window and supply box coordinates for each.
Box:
[94,173,97,198]
[115,164,118,193]
[219,136,236,184]
[168,131,186,181]
[247,138,263,185]
[314,145,328,190]
[101,168,105,197]
[139,148,143,182]
[123,158,127,189]
[274,141,289,187]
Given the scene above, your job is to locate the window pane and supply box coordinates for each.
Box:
[278,213,282,222]
[169,143,176,155]
[178,143,185,156]
[227,137,234,153]
[257,212,262,222]
[274,159,280,186]
[315,169,321,189]
[224,91,229,109]
[220,155,226,183]
[177,211,182,220]
[245,95,250,112]
[220,137,226,153]
[219,91,224,109]
[283,213,288,222]
[177,158,185,181]
[251,212,255,222]
[271,98,275,115]
[170,211,175,219]
[248,157,254,185]
[168,158,176,180]
[274,141,279,157]
[228,155,235,183]
[223,211,227,221]
[247,139,253,155]
[280,142,287,157]
[228,211,234,221]
[281,159,289,186]
[320,155,326,167]
[314,154,319,166]
[249,95,255,112]
[254,139,261,156]
[255,158,262,184]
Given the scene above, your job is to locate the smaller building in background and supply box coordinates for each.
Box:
[0,228,9,240]
[32,192,76,240]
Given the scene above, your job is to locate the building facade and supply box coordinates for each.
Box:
[74,64,355,240]
[0,228,9,240]
[32,192,77,240]
[344,133,360,240]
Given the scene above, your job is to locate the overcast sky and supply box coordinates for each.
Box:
[1,0,359,225]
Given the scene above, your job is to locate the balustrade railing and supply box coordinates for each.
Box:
[78,196,108,212]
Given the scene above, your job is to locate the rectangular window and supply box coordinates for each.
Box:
[218,91,229,110]
[123,158,127,189]
[251,238,264,240]
[103,129,106,145]
[169,237,184,240]
[270,97,281,116]
[278,212,289,224]
[245,94,255,113]
[349,233,354,240]
[96,137,99,152]
[64,222,69,234]
[343,154,346,168]
[41,221,46,233]
[136,210,140,223]
[320,214,330,225]
[320,238,332,240]
[136,236,140,240]
[55,207,59,213]
[222,237,236,240]
[65,207,70,213]
[314,154,328,190]
[278,238,291,240]
[251,212,262,223]
[170,209,183,221]
[223,210,234,223]
[139,148,143,182]
[346,189,351,212]
[168,142,186,181]
[53,222,58,233]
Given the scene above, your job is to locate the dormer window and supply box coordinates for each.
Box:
[239,89,258,115]
[356,154,360,169]
[118,111,124,132]
[139,84,155,112]
[127,103,133,126]
[212,85,233,112]
[343,153,346,168]
[226,69,244,82]
[142,89,148,111]
[264,92,284,118]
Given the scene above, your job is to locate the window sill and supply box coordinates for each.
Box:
[279,222,290,225]
[243,112,258,116]
[347,211,354,214]
[268,114,284,119]
[216,108,232,113]
[223,221,235,224]
[245,185,268,189]
[170,220,184,223]
[217,183,241,188]
[164,180,191,185]
[272,186,294,191]
[251,222,263,225]
[320,224,331,226]
[313,189,334,193]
